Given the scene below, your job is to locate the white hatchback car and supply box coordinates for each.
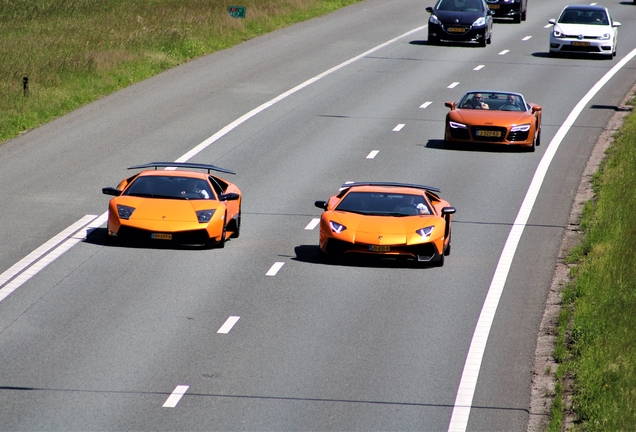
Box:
[549,4,620,58]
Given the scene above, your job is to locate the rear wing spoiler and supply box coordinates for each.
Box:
[128,162,235,175]
[338,181,441,195]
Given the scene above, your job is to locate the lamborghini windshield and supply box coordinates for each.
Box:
[336,191,431,216]
[124,176,214,200]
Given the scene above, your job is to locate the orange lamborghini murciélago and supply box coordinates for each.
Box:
[102,162,241,247]
[314,182,456,266]
[444,91,542,151]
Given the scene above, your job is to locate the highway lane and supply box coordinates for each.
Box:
[1,0,636,430]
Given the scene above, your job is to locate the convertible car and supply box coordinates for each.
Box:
[102,162,241,247]
[444,91,542,151]
[314,182,456,266]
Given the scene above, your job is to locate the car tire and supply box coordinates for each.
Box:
[432,253,445,267]
[535,128,541,147]
[217,214,227,248]
[521,8,527,21]
[486,31,492,45]
[513,12,521,23]
[444,234,452,256]
[229,206,241,238]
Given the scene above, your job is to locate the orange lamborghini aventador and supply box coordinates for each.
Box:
[314,182,456,266]
[102,162,241,247]
[444,91,542,151]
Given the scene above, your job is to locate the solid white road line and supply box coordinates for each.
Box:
[420,101,432,108]
[448,82,460,88]
[217,316,241,334]
[393,124,405,132]
[447,46,636,432]
[473,65,485,71]
[305,218,320,230]
[162,385,189,408]
[0,215,101,303]
[266,262,285,276]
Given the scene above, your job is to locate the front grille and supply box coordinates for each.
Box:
[118,226,210,244]
[470,126,507,142]
[507,130,530,142]
[561,45,602,53]
[449,128,470,140]
[325,238,438,258]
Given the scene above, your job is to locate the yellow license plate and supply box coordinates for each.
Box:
[488,4,500,9]
[572,41,590,46]
[370,245,390,252]
[447,27,465,33]
[477,130,501,137]
[152,233,172,240]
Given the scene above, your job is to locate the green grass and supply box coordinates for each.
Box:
[0,0,362,143]
[549,101,636,430]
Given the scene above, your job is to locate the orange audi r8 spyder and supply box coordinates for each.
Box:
[444,91,542,151]
[314,182,456,266]
[102,162,241,247]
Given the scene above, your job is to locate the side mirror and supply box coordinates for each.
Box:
[314,200,328,210]
[219,192,240,201]
[102,187,121,197]
[442,207,456,215]
[445,101,455,109]
[548,19,556,25]
[613,21,621,28]
[426,6,433,13]
[532,105,542,113]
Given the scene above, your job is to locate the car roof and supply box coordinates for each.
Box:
[562,4,606,12]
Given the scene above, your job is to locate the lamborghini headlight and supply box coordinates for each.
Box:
[329,221,347,234]
[429,14,440,25]
[117,205,135,220]
[473,16,486,27]
[196,209,216,223]
[416,226,435,238]
[511,123,531,132]
[449,121,467,129]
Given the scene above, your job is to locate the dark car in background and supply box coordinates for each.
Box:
[426,0,494,47]
[485,0,527,23]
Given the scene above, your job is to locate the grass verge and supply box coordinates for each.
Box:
[549,97,636,430]
[0,0,362,143]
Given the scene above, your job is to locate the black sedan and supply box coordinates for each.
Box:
[485,0,527,23]
[426,0,494,47]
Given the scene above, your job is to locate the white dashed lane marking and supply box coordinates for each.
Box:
[266,262,285,276]
[420,101,432,108]
[473,65,485,71]
[305,218,320,230]
[367,150,379,159]
[217,316,240,334]
[448,82,460,88]
[392,124,405,132]
[162,385,189,408]
[522,36,532,41]
[498,50,509,55]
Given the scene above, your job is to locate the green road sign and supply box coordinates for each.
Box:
[228,6,246,18]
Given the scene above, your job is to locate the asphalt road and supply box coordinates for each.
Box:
[1,0,636,430]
